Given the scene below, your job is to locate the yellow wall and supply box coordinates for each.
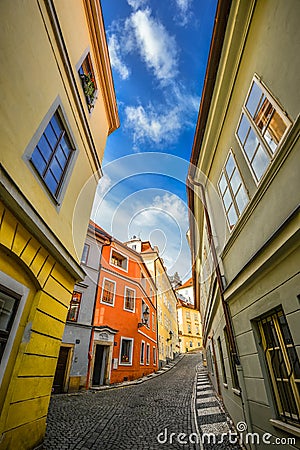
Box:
[0,0,111,263]
[0,203,75,448]
[177,306,202,353]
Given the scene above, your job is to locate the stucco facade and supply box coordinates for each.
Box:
[188,0,300,447]
[0,0,118,447]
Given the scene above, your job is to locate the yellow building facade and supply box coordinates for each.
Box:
[0,0,118,448]
[177,301,202,353]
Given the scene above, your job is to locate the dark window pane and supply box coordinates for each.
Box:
[50,157,63,182]
[44,170,58,195]
[277,381,298,416]
[44,122,58,149]
[51,114,63,138]
[38,135,53,162]
[31,148,47,175]
[246,81,263,118]
[252,145,270,180]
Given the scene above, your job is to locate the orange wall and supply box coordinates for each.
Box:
[94,243,157,383]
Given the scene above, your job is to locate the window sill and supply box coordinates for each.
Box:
[223,383,228,389]
[119,362,132,366]
[269,419,300,438]
[232,388,241,396]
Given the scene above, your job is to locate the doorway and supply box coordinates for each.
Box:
[92,344,108,386]
[53,346,72,394]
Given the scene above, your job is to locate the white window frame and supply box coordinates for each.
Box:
[140,340,145,365]
[217,150,249,231]
[119,337,134,366]
[100,277,116,307]
[236,74,292,184]
[0,271,29,385]
[123,286,135,313]
[146,343,150,365]
[109,248,128,272]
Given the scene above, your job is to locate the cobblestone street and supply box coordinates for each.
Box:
[44,354,240,450]
[45,354,200,450]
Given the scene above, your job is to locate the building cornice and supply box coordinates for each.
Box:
[83,0,120,135]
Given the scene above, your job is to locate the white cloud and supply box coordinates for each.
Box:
[174,0,193,26]
[124,84,199,146]
[152,193,188,226]
[128,8,178,82]
[127,0,147,10]
[108,34,130,80]
[97,173,112,195]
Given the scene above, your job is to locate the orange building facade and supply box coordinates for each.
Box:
[90,235,158,385]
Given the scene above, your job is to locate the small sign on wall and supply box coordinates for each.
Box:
[112,358,118,370]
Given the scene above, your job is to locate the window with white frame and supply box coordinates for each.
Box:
[119,337,133,365]
[218,151,249,229]
[0,286,21,363]
[140,341,145,364]
[236,75,291,183]
[146,343,150,365]
[124,287,135,312]
[110,249,128,271]
[101,278,116,306]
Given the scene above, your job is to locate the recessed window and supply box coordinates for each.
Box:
[218,151,249,229]
[124,287,135,312]
[67,291,82,322]
[236,76,291,182]
[188,324,191,333]
[186,311,191,320]
[119,337,133,365]
[81,243,90,265]
[189,341,193,347]
[110,250,128,271]
[101,278,116,306]
[0,286,20,363]
[30,111,74,200]
[218,337,227,385]
[257,308,300,425]
[224,327,240,390]
[78,53,97,111]
[153,347,157,365]
[146,343,150,365]
[140,341,145,364]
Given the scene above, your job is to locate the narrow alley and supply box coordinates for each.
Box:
[44,353,239,450]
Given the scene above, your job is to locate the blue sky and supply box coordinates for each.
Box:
[91,0,217,281]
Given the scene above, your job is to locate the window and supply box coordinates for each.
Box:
[119,337,133,365]
[218,152,249,229]
[78,53,97,111]
[153,347,157,365]
[188,324,191,334]
[186,311,191,321]
[224,327,240,390]
[124,287,135,312]
[196,326,200,335]
[218,337,227,385]
[257,308,300,425]
[236,76,291,182]
[101,278,116,306]
[189,341,193,348]
[30,111,74,200]
[81,243,90,265]
[110,250,128,271]
[140,341,145,364]
[0,286,21,363]
[67,291,82,322]
[194,314,199,323]
[146,343,150,365]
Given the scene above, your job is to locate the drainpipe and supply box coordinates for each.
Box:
[188,177,255,440]
[85,235,111,390]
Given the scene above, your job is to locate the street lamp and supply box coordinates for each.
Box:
[138,306,150,328]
